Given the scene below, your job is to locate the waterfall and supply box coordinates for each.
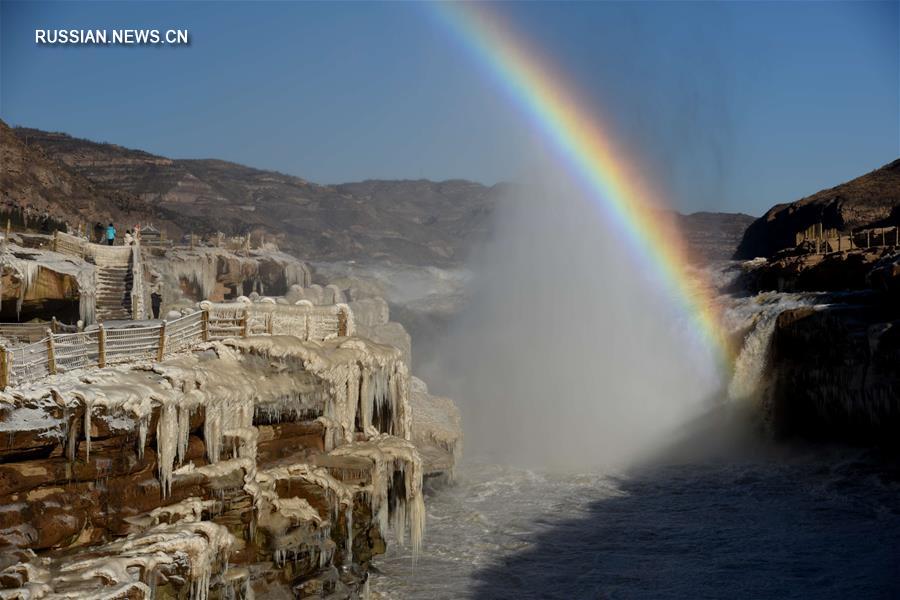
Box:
[723,290,823,402]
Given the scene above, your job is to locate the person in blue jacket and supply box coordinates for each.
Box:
[106,223,116,246]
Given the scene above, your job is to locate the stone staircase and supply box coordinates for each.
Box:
[50,231,146,324]
[96,263,133,320]
[92,249,137,322]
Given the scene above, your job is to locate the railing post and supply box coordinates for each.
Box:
[202,310,210,341]
[52,230,59,253]
[0,347,9,390]
[338,307,348,337]
[157,320,167,361]
[46,329,56,375]
[266,313,274,335]
[98,324,106,368]
[241,309,249,337]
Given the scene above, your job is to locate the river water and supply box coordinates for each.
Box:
[371,422,900,599]
[359,258,900,599]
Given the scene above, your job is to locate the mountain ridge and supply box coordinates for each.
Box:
[5,122,753,264]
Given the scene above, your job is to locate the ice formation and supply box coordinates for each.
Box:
[0,242,96,323]
[409,376,463,476]
[724,291,824,401]
[147,247,311,309]
[0,521,234,600]
[332,434,426,557]
[223,335,409,443]
[0,272,459,597]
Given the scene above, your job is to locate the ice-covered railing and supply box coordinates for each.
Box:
[0,318,77,343]
[0,312,203,389]
[0,301,356,389]
[201,300,354,341]
[50,230,89,259]
[53,231,133,264]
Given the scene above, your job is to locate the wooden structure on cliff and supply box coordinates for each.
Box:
[795,223,900,255]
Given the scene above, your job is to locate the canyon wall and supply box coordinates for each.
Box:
[0,262,460,597]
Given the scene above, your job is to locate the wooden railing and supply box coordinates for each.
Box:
[796,224,900,254]
[0,302,353,390]
[0,319,77,344]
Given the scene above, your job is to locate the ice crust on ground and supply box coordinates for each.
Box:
[0,327,438,598]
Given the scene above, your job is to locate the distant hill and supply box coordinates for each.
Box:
[5,123,752,264]
[735,159,900,259]
[0,121,196,237]
[676,211,756,261]
[11,126,498,266]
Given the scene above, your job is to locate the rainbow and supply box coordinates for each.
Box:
[431,2,733,366]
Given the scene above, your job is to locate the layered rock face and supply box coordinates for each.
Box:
[0,244,461,598]
[0,120,196,240]
[145,246,312,315]
[0,239,95,324]
[733,248,896,294]
[0,235,316,328]
[735,159,900,259]
[0,324,458,598]
[731,248,900,441]
[762,303,900,440]
[727,159,900,442]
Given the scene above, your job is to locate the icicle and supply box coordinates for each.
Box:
[79,290,96,326]
[331,434,425,558]
[345,505,353,566]
[203,398,223,464]
[137,414,148,461]
[14,261,40,320]
[177,403,193,463]
[359,371,372,432]
[157,402,178,496]
[80,395,92,460]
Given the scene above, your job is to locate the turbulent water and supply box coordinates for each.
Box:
[370,260,900,599]
[372,439,900,599]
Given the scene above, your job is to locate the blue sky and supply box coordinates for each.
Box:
[1,1,897,215]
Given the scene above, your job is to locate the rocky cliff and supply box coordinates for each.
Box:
[727,159,900,442]
[762,302,900,441]
[0,288,461,598]
[8,125,752,266]
[735,159,900,259]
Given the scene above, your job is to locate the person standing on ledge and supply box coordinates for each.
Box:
[106,222,116,246]
[123,230,134,246]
